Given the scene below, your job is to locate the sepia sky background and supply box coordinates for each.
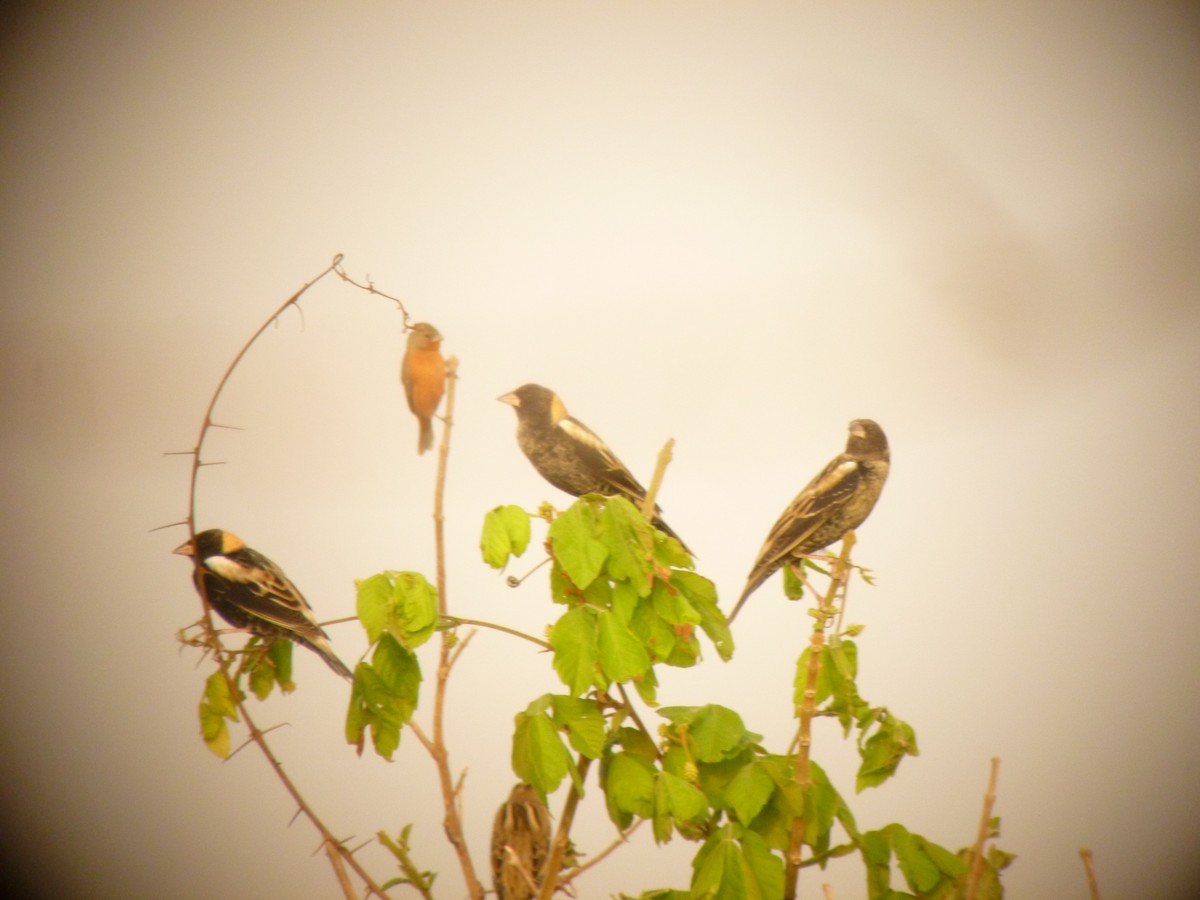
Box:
[2,2,1199,898]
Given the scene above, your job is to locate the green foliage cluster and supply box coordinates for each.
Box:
[198,492,1010,898]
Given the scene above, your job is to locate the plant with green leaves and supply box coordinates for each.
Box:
[173,256,1017,900]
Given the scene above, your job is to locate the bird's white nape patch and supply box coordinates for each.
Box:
[205,555,258,583]
[558,417,609,454]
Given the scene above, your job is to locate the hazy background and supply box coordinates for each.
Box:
[3,2,1198,897]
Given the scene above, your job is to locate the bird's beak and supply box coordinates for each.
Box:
[498,391,519,408]
[172,539,195,556]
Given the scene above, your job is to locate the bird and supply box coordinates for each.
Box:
[729,419,890,622]
[498,383,692,554]
[491,783,551,900]
[400,322,446,454]
[173,528,354,680]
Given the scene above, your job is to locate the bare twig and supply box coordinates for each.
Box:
[965,757,1001,900]
[177,254,390,898]
[783,532,856,900]
[377,830,436,900]
[444,616,552,651]
[537,756,594,900]
[641,437,675,519]
[324,840,356,900]
[559,819,644,887]
[1080,847,1100,900]
[332,256,411,322]
[423,355,486,898]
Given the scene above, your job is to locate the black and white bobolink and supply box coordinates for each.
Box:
[729,419,890,622]
[490,783,551,900]
[498,383,691,553]
[174,528,353,680]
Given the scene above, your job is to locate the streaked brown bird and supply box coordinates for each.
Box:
[729,419,889,622]
[174,528,353,679]
[401,322,446,454]
[498,383,692,554]
[491,782,551,900]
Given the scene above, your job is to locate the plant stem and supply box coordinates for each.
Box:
[1080,847,1100,900]
[965,757,1000,900]
[444,615,552,650]
[427,356,485,898]
[783,532,856,900]
[181,255,390,898]
[641,437,675,518]
[537,756,593,900]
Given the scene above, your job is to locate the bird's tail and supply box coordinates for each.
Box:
[302,635,354,680]
[726,566,774,623]
[418,418,434,454]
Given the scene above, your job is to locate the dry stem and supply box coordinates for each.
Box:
[180,254,388,898]
[965,757,1000,900]
[424,355,486,897]
[1080,847,1100,900]
[783,531,856,900]
[537,756,594,900]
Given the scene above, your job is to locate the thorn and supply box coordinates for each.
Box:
[149,520,189,533]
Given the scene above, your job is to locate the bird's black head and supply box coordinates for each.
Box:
[173,528,244,560]
[846,419,888,460]
[498,384,565,423]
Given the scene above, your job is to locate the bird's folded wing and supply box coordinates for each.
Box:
[557,416,649,502]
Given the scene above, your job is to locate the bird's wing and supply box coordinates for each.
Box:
[755,457,861,571]
[556,416,649,502]
[205,551,326,638]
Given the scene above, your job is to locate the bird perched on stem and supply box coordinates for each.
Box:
[401,322,446,454]
[498,383,691,554]
[491,783,551,900]
[729,419,889,622]
[174,528,353,680]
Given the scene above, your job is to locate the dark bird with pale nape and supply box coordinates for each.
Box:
[729,419,889,622]
[174,528,353,679]
[498,383,692,554]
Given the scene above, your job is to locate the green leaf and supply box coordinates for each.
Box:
[727,762,775,826]
[480,504,532,569]
[356,571,438,651]
[393,571,439,649]
[890,825,940,893]
[782,562,805,599]
[660,705,753,763]
[857,714,919,792]
[604,751,657,822]
[199,671,239,758]
[550,695,606,759]
[691,825,784,900]
[242,638,295,700]
[674,571,734,662]
[550,606,601,696]
[601,496,654,595]
[598,609,651,684]
[548,499,608,589]
[356,573,393,645]
[512,702,573,796]
[345,634,422,760]
[653,770,709,842]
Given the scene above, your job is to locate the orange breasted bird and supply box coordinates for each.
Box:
[401,322,446,454]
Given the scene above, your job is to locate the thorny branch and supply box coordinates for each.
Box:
[176,254,414,899]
